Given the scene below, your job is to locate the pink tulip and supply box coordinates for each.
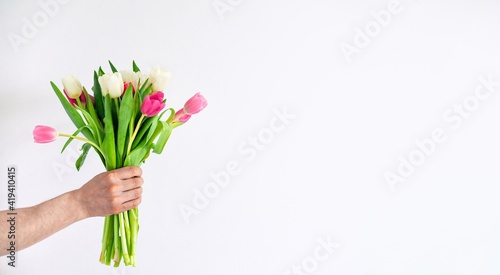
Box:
[183,93,207,115]
[171,93,207,123]
[33,125,58,143]
[172,109,192,123]
[141,92,165,117]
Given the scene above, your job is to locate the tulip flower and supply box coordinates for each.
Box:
[148,66,171,92]
[141,92,165,117]
[183,92,207,114]
[171,93,207,123]
[64,89,88,107]
[120,70,145,92]
[61,75,83,99]
[32,125,103,155]
[33,125,58,143]
[99,72,124,98]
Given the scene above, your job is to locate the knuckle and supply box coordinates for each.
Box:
[104,172,116,183]
[135,166,142,176]
[132,197,142,207]
[107,183,118,193]
[130,166,141,177]
[111,196,120,206]
[134,187,143,198]
[134,177,144,187]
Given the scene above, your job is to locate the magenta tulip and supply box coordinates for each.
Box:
[33,125,58,143]
[183,93,207,114]
[64,89,88,107]
[141,92,165,117]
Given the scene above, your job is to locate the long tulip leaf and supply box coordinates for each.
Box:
[92,71,105,120]
[103,95,116,170]
[153,122,172,154]
[124,145,150,167]
[117,85,134,163]
[131,117,153,149]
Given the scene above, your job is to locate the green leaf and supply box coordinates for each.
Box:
[139,83,152,102]
[98,66,105,76]
[82,87,102,128]
[145,117,159,144]
[108,60,118,73]
[75,105,102,147]
[132,60,141,72]
[161,108,175,123]
[147,120,164,147]
[61,125,90,153]
[103,95,116,170]
[131,117,153,149]
[76,143,91,171]
[117,85,134,163]
[50,81,94,143]
[124,145,150,167]
[153,121,172,154]
[92,71,105,120]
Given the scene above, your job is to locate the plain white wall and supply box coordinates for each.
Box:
[2,0,500,274]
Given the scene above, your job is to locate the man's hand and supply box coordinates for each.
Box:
[0,166,145,255]
[73,166,144,218]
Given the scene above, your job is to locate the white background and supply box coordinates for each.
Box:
[1,0,500,274]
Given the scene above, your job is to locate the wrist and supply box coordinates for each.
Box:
[68,189,90,220]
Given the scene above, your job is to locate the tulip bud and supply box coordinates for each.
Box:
[183,93,207,115]
[61,75,83,99]
[141,91,166,117]
[148,66,171,92]
[171,93,207,124]
[33,125,58,143]
[172,109,192,123]
[99,72,124,98]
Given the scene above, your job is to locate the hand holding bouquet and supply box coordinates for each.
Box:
[33,61,207,266]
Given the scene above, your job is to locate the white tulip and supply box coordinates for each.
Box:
[61,75,83,99]
[137,72,149,90]
[148,66,171,92]
[120,70,146,92]
[98,72,124,98]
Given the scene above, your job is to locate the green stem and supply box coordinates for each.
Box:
[129,207,139,266]
[75,96,83,109]
[113,214,120,264]
[127,115,145,155]
[58,133,105,156]
[106,215,114,266]
[100,216,111,264]
[114,98,120,112]
[124,210,131,251]
[119,212,130,265]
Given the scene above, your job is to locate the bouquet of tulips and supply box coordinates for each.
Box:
[32,61,207,266]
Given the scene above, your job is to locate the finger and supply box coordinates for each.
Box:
[115,166,142,180]
[120,186,143,204]
[116,176,144,192]
[121,195,142,211]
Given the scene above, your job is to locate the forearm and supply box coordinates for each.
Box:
[0,190,87,256]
